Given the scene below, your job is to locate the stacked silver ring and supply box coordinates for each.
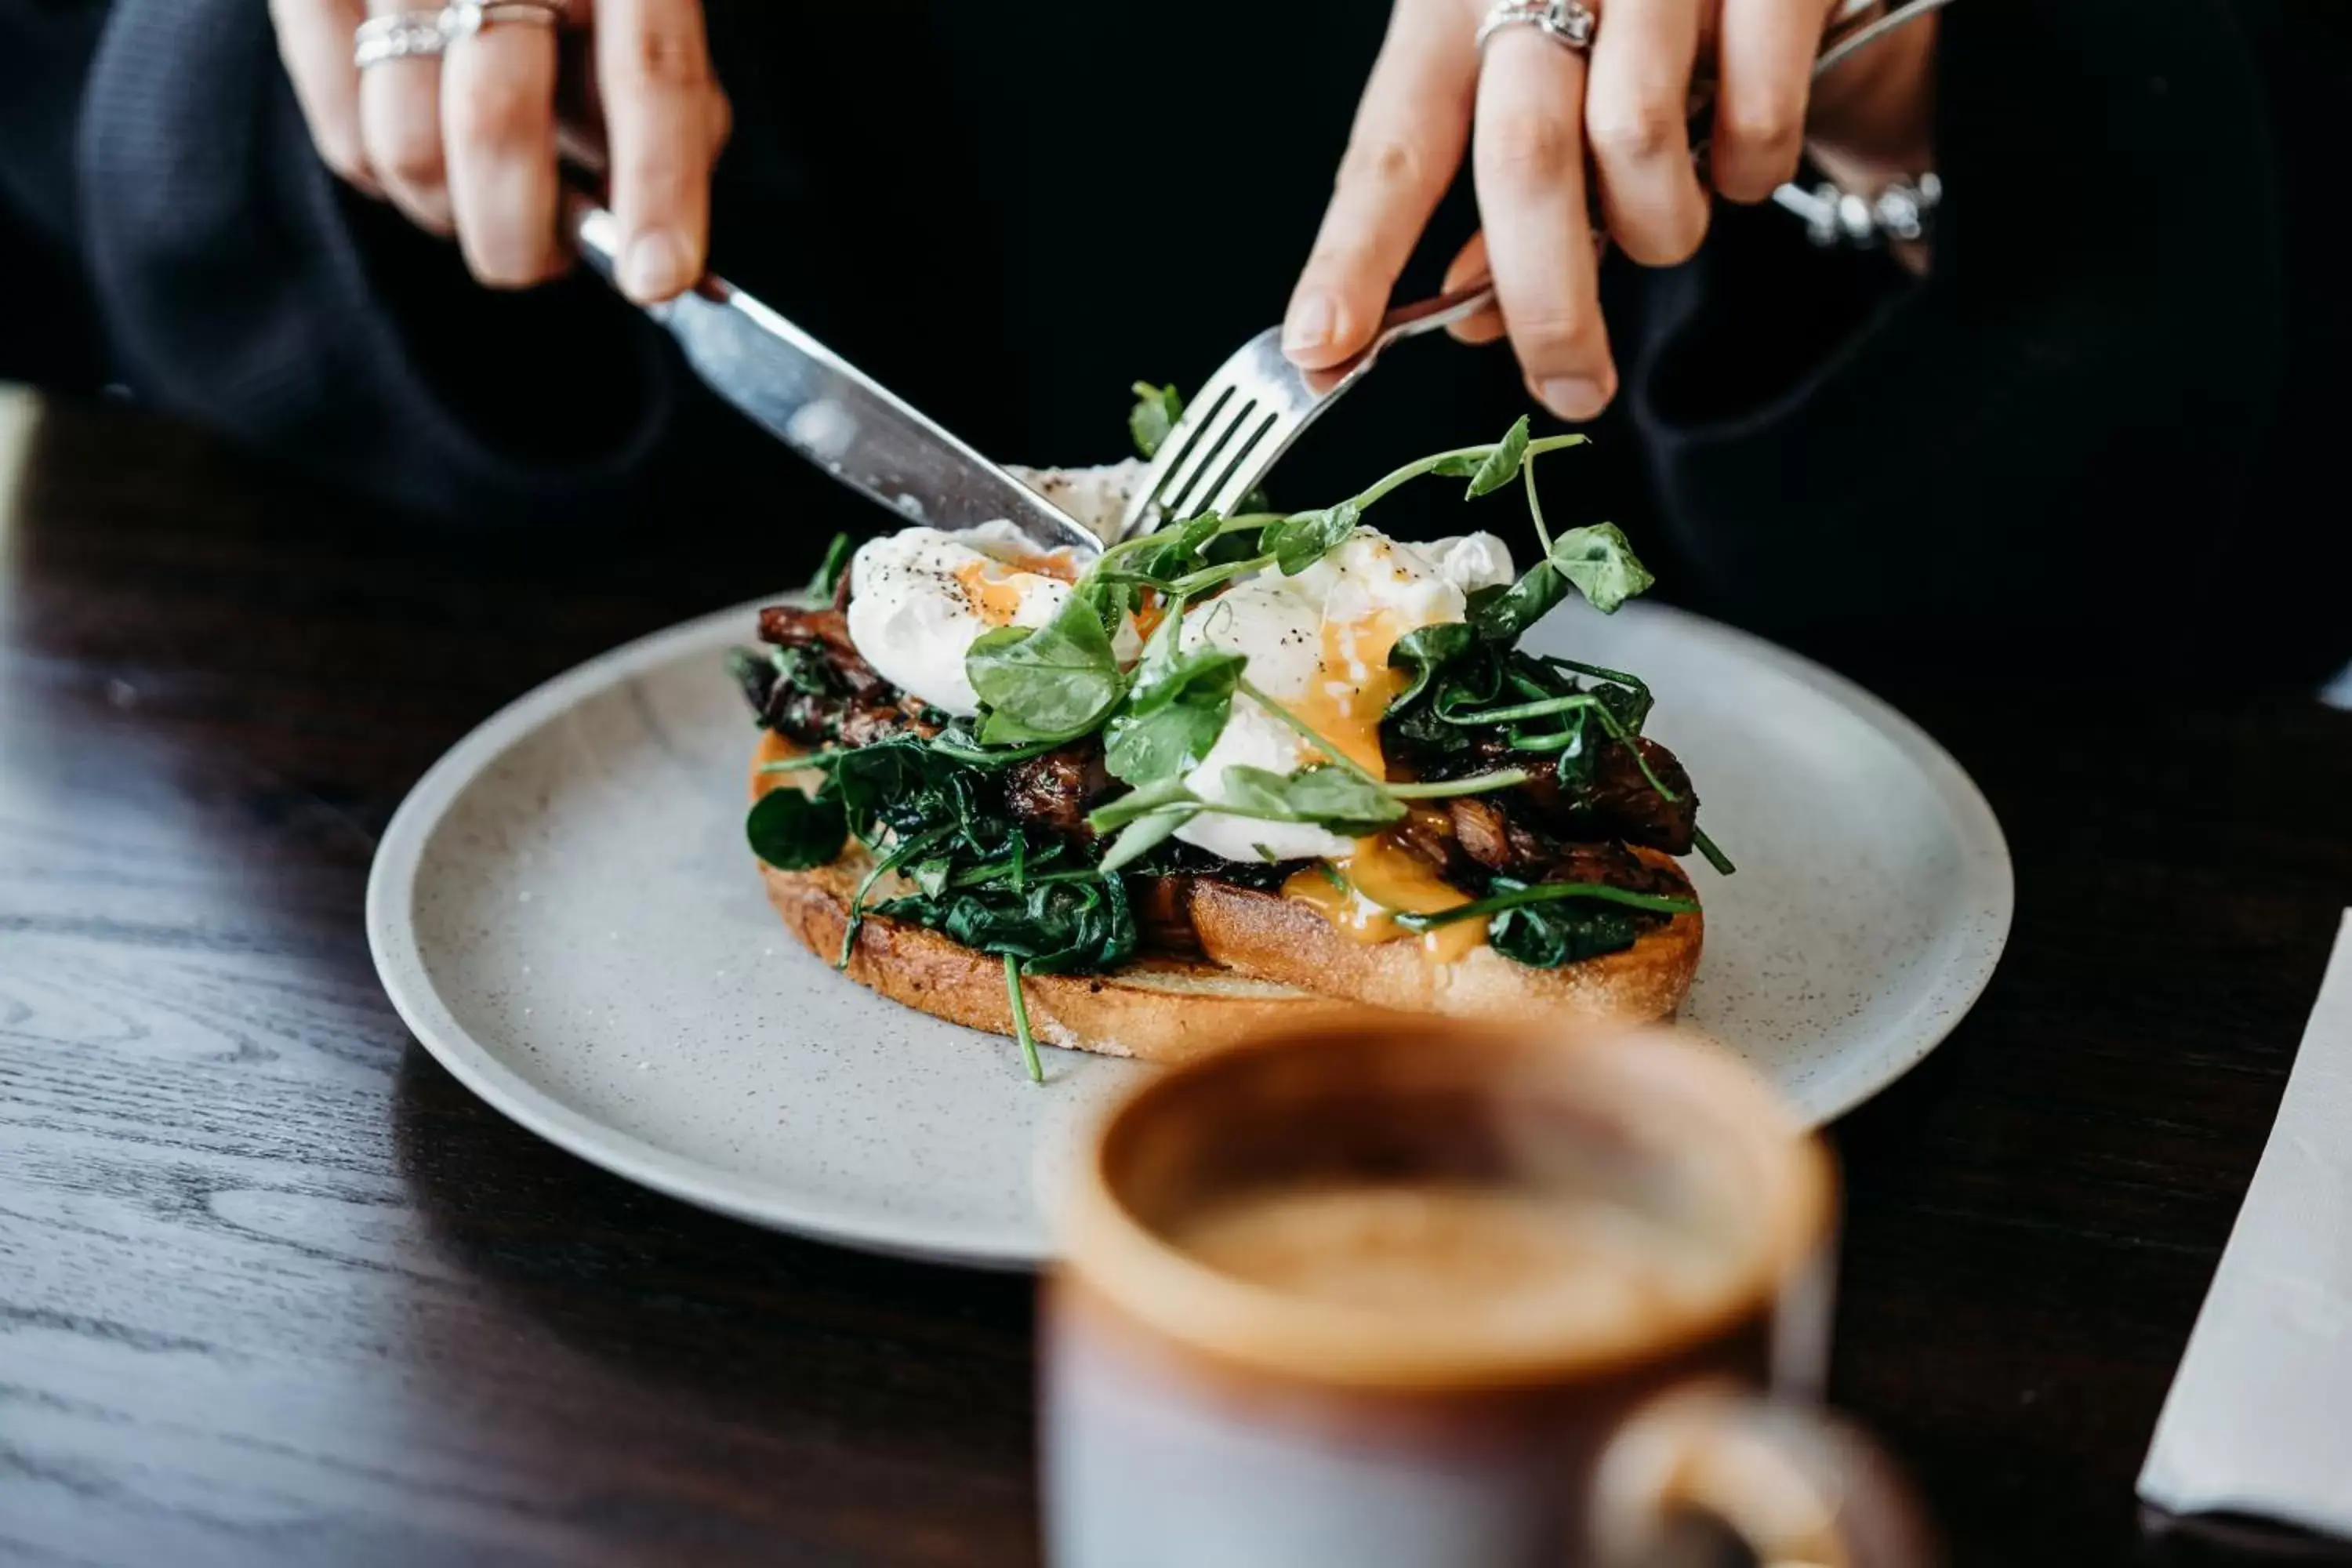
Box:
[353,0,568,68]
[354,10,453,68]
[1475,0,1599,53]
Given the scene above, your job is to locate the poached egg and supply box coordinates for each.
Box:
[843,466,1149,716]
[845,521,1103,717]
[1172,531,1514,862]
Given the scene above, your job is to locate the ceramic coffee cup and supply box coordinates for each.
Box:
[1042,1018,1930,1568]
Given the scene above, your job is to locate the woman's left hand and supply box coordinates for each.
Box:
[272,0,730,299]
[1281,0,1937,421]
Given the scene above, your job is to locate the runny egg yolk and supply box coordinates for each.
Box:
[1294,612,1409,777]
[951,548,1086,627]
[1280,614,1486,962]
[1282,813,1483,964]
[1130,592,1168,646]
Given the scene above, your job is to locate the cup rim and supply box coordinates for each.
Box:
[1054,1019,1836,1392]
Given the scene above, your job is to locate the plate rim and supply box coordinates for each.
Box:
[366,595,2013,1271]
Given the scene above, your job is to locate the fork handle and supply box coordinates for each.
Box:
[1370,282,1498,347]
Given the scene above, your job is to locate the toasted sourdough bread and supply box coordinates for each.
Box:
[750,735,1700,1057]
[751,739,1376,1064]
[1180,852,1701,1028]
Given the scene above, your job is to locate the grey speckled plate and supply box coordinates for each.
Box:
[367,597,2010,1269]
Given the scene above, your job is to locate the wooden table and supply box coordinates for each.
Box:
[4,389,2349,1567]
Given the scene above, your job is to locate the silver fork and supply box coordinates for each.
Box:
[1116,0,1950,543]
[1116,285,1496,539]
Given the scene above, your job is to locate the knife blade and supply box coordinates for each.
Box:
[563,197,1102,559]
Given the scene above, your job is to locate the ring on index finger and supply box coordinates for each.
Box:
[1475,0,1598,54]
[354,10,452,67]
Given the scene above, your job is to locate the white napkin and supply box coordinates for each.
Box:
[2139,909,2352,1535]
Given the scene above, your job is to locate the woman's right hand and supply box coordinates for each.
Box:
[1281,0,1937,422]
[270,0,731,302]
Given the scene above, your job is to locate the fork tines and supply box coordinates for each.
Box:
[1119,328,1308,539]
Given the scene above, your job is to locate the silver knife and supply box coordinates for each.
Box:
[563,195,1102,558]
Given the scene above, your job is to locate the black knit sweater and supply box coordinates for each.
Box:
[2,0,2344,675]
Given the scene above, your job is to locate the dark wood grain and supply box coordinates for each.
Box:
[3,390,2349,1567]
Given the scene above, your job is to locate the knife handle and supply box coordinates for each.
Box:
[561,187,652,306]
[555,128,678,304]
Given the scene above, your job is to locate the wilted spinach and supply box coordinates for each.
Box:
[1487,887,1647,967]
[806,532,855,601]
[746,786,848,870]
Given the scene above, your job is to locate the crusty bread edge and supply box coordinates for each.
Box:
[758,857,1379,1065]
[1181,851,1702,1029]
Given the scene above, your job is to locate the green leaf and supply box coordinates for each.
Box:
[1004,955,1044,1083]
[774,644,834,696]
[966,593,1127,745]
[745,786,848,869]
[1128,381,1185,459]
[1260,499,1362,575]
[1086,774,1200,833]
[1395,877,1697,933]
[1214,764,1297,818]
[1547,524,1655,614]
[1123,511,1224,585]
[1102,643,1244,786]
[1465,416,1531,499]
[1541,655,1654,734]
[1489,894,1645,968]
[1426,453,1486,477]
[1219,764,1403,834]
[1387,622,1478,710]
[1469,562,1569,643]
[1279,765,1405,830]
[1095,808,1196,874]
[805,532,855,601]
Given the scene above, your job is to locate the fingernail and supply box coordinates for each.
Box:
[1537,376,1606,420]
[1283,292,1338,354]
[622,228,694,301]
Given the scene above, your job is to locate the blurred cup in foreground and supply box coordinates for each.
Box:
[1043,1018,1932,1568]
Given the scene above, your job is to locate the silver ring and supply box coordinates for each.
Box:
[1475,0,1599,53]
[445,0,568,41]
[354,10,453,68]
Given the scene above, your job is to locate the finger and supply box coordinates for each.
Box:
[1440,233,1505,344]
[358,0,452,231]
[1583,0,1708,264]
[1282,3,1479,369]
[1473,27,1614,419]
[597,0,722,302]
[442,14,564,286]
[1712,0,1829,202]
[273,0,378,193]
